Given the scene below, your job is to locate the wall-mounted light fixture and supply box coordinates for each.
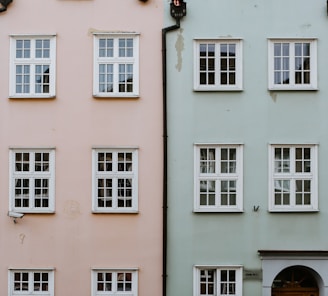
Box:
[8,211,24,223]
[139,0,148,2]
[170,0,186,21]
[0,0,13,13]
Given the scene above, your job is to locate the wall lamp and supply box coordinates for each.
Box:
[8,211,24,223]
[170,0,187,21]
[0,0,13,13]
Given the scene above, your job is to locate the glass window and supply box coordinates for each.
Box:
[269,145,318,211]
[194,39,243,91]
[10,36,56,98]
[92,270,138,296]
[94,34,139,97]
[10,149,55,213]
[93,148,138,213]
[195,145,243,212]
[268,39,317,90]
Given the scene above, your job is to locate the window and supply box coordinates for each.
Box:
[194,266,242,296]
[92,269,138,296]
[9,149,55,213]
[10,35,56,98]
[194,39,243,91]
[9,269,54,296]
[92,148,138,213]
[268,39,317,90]
[269,145,318,212]
[93,33,139,97]
[194,145,243,212]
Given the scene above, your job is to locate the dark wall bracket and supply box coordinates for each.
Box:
[0,0,13,13]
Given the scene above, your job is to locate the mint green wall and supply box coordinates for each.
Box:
[165,0,328,295]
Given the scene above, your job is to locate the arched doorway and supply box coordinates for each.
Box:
[272,266,319,296]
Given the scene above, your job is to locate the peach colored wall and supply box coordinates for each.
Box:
[0,0,163,295]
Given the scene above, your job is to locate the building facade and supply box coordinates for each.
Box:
[165,0,328,295]
[0,0,163,295]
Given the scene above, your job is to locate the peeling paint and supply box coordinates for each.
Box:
[175,29,184,72]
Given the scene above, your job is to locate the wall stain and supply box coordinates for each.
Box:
[175,29,184,72]
[269,91,277,102]
[19,233,26,244]
[64,200,81,218]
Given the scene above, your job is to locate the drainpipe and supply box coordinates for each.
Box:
[162,2,186,296]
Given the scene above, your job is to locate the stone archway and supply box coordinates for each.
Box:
[272,266,319,296]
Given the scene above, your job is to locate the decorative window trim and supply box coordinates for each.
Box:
[9,148,56,213]
[194,38,243,91]
[9,35,57,98]
[268,144,318,212]
[194,144,243,212]
[268,38,317,90]
[8,269,54,296]
[92,148,138,213]
[91,269,138,296]
[193,265,243,296]
[93,33,139,98]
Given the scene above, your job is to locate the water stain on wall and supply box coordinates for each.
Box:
[175,29,184,72]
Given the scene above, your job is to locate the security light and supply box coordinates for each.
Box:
[8,211,24,223]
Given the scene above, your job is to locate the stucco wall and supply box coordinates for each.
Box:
[165,0,328,295]
[0,0,163,295]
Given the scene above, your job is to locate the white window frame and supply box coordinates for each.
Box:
[93,33,139,98]
[92,148,138,213]
[193,265,243,296]
[8,269,54,296]
[9,35,56,98]
[268,38,317,90]
[9,148,56,213]
[91,269,138,296]
[194,144,243,212]
[268,144,318,212]
[194,39,243,91]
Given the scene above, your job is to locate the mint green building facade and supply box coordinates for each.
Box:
[165,0,328,295]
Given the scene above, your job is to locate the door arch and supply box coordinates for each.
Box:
[272,266,319,296]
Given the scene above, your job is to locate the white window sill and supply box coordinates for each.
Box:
[92,210,139,214]
[268,86,318,91]
[9,95,56,99]
[194,86,243,92]
[194,208,243,213]
[10,210,55,214]
[93,94,140,99]
[269,208,319,213]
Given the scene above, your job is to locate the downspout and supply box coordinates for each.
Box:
[162,2,186,296]
[162,20,180,296]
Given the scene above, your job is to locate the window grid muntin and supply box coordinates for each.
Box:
[11,150,54,212]
[196,145,242,211]
[95,35,138,96]
[11,270,52,295]
[94,149,137,212]
[93,270,137,296]
[195,39,242,90]
[271,145,316,209]
[11,37,55,97]
[269,39,316,89]
[196,267,241,296]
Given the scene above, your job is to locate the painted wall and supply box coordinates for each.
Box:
[0,0,163,295]
[165,0,328,295]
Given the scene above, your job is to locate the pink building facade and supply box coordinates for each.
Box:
[0,0,163,295]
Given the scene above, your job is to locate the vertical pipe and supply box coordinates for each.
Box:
[162,20,180,296]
